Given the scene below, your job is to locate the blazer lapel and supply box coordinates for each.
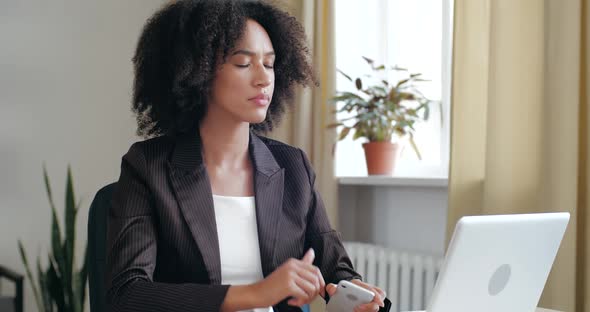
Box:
[249,133,285,277]
[167,134,222,285]
[166,132,285,283]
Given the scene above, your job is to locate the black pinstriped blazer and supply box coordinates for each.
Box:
[105,131,361,312]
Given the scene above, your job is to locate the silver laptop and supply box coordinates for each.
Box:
[425,212,569,312]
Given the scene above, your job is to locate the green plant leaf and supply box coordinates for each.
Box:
[362,56,374,67]
[76,197,83,216]
[353,128,364,140]
[37,257,53,312]
[399,92,417,101]
[331,92,367,105]
[338,127,351,141]
[326,122,343,128]
[388,89,398,102]
[18,241,44,312]
[47,175,69,309]
[423,104,430,121]
[409,133,422,160]
[337,69,353,82]
[367,85,388,96]
[439,101,444,126]
[64,165,76,306]
[337,91,366,101]
[44,165,66,284]
[75,246,89,312]
[46,166,72,309]
[355,78,363,90]
[407,86,428,100]
[331,95,352,102]
[47,259,65,312]
[43,165,57,214]
[396,78,411,88]
[73,270,82,312]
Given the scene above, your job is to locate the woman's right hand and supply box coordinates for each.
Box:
[252,248,326,307]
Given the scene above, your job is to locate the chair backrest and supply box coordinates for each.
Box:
[86,182,310,312]
[0,266,23,312]
[87,183,116,312]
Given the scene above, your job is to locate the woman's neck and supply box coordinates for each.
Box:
[198,114,251,171]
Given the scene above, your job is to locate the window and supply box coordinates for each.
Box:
[334,0,453,178]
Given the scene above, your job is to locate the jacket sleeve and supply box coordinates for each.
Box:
[105,143,230,312]
[298,149,362,285]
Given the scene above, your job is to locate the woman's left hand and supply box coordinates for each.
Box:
[325,279,386,312]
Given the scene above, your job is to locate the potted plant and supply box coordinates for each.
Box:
[17,165,88,312]
[330,57,432,175]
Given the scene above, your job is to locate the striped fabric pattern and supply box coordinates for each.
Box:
[106,131,361,312]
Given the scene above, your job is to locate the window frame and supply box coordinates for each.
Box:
[333,0,454,179]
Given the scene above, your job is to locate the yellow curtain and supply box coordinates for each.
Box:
[271,0,339,226]
[448,0,589,311]
[582,1,590,308]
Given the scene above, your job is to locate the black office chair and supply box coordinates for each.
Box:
[86,183,313,312]
[0,265,23,312]
[87,183,115,312]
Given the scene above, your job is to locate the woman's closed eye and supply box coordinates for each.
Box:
[235,64,274,69]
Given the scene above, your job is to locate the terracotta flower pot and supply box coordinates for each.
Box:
[362,142,400,175]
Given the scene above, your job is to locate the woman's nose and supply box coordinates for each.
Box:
[254,65,272,88]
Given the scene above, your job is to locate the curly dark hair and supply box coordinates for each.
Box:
[131,0,317,138]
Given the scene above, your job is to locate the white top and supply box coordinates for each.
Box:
[213,194,274,312]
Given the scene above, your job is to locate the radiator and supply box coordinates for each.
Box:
[343,242,443,312]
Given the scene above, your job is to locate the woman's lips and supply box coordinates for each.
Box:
[250,98,270,106]
[249,94,270,106]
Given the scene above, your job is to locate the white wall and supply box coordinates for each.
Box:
[339,184,448,256]
[0,1,164,311]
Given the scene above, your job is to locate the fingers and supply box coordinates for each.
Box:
[370,284,386,299]
[354,302,380,312]
[292,274,318,306]
[295,264,325,303]
[350,279,385,307]
[298,249,325,297]
[286,279,312,307]
[374,287,386,299]
[297,261,326,298]
[303,266,324,298]
[301,248,315,264]
[325,283,338,296]
[284,253,325,306]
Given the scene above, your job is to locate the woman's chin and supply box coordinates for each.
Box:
[231,108,268,125]
[246,113,268,124]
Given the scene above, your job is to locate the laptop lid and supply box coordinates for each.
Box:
[426,212,569,312]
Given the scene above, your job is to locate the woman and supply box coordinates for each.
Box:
[106,1,386,311]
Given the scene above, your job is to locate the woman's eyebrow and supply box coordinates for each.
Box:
[231,49,275,57]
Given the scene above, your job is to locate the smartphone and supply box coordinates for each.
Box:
[326,280,375,312]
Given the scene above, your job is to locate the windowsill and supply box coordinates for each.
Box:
[338,176,448,188]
